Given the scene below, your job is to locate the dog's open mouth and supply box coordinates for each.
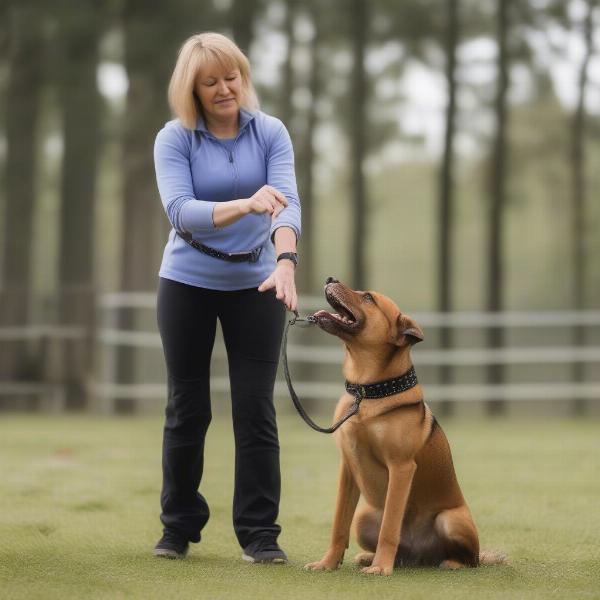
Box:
[313,289,360,331]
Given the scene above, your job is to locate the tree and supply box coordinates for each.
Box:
[54,0,106,408]
[279,0,297,130]
[296,0,323,294]
[116,0,212,411]
[0,1,44,380]
[349,0,368,290]
[570,0,596,414]
[437,0,459,415]
[231,0,259,56]
[485,0,510,415]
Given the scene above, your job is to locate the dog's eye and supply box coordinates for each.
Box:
[363,293,374,303]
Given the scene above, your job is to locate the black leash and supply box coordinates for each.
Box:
[282,310,364,434]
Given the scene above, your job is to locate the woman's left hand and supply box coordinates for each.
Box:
[258,262,297,311]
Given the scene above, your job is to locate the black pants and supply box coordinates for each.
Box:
[156,276,286,547]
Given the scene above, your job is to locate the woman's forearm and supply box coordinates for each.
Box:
[273,227,297,256]
[212,198,249,228]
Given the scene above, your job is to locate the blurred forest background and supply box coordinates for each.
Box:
[0,0,599,415]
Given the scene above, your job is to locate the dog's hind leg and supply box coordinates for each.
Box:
[352,504,381,553]
[439,559,466,569]
[352,505,381,566]
[354,552,375,566]
[434,506,479,568]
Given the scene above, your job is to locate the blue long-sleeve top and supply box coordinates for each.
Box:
[153,108,301,291]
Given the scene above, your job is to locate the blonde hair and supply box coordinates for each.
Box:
[168,32,259,130]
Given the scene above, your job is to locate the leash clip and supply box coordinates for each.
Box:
[289,310,317,328]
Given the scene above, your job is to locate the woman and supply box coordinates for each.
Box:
[152,32,300,564]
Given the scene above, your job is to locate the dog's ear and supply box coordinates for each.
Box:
[393,313,424,346]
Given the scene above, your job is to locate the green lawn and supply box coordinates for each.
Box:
[0,413,599,599]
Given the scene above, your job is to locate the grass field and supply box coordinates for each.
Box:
[0,413,599,599]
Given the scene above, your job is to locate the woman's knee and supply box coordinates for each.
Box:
[231,400,279,449]
[164,378,212,438]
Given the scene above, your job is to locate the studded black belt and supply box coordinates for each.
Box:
[177,231,263,263]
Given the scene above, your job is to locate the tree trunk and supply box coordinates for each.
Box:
[55,1,104,409]
[0,2,44,381]
[231,0,259,55]
[295,1,322,294]
[570,0,595,415]
[0,3,8,75]
[122,2,179,294]
[486,0,509,416]
[350,0,368,290]
[438,0,459,416]
[287,1,323,411]
[279,0,296,129]
[116,1,202,412]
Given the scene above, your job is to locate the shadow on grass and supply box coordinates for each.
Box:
[70,500,112,512]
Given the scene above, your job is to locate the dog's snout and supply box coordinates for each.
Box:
[325,277,338,285]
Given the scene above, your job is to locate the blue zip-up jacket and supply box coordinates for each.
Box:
[154,108,301,291]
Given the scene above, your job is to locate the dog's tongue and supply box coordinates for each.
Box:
[314,310,350,322]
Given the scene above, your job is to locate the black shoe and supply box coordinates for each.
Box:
[153,530,189,559]
[242,537,288,564]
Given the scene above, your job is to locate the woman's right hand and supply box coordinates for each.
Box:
[242,185,288,218]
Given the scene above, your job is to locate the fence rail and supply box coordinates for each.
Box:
[99,292,600,327]
[1,292,599,413]
[99,328,600,364]
[0,325,84,341]
[91,380,600,404]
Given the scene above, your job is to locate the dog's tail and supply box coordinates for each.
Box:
[479,549,508,566]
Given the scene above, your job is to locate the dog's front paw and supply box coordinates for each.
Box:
[361,563,393,576]
[304,558,340,572]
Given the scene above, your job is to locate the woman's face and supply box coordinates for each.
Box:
[195,63,242,124]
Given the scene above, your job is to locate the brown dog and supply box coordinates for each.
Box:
[305,278,504,575]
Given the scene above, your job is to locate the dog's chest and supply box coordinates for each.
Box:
[336,424,389,499]
[339,422,386,453]
[335,421,363,456]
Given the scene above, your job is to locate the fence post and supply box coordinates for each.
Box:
[58,284,97,410]
[97,297,118,415]
[39,332,66,412]
[571,321,587,415]
[0,286,35,381]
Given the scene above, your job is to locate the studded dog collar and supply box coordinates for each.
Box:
[345,366,419,400]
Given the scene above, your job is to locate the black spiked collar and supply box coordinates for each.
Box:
[345,366,419,400]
